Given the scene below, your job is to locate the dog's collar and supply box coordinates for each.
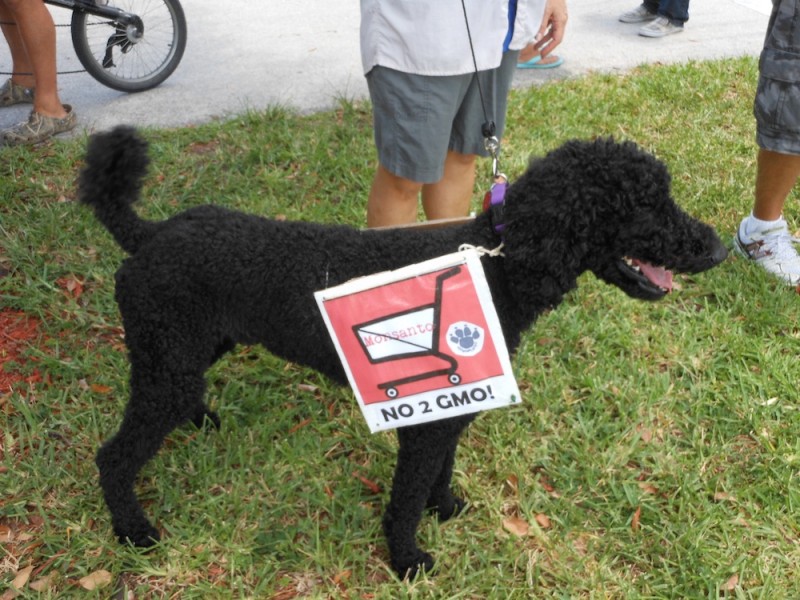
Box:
[482,179,507,236]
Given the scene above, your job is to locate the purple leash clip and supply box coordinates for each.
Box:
[482,178,507,235]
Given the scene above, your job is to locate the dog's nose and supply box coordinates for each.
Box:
[710,243,728,266]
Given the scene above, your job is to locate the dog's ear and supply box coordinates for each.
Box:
[502,214,587,310]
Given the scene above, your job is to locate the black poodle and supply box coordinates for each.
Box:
[78,126,727,578]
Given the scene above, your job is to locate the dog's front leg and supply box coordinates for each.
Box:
[383,419,469,578]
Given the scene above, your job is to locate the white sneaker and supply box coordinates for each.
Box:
[733,217,800,285]
[619,5,658,23]
[639,16,685,38]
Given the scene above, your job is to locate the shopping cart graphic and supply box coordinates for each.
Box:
[352,267,462,398]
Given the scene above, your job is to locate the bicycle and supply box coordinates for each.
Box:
[39,0,187,93]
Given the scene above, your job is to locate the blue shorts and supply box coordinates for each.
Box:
[755,0,800,154]
[366,51,518,183]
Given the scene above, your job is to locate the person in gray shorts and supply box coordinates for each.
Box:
[734,0,800,285]
[360,0,568,228]
[366,50,517,203]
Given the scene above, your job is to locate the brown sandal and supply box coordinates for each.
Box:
[3,105,77,146]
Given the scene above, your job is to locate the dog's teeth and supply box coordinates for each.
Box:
[624,258,640,272]
[624,258,642,272]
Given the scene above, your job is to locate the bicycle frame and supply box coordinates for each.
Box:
[44,0,140,28]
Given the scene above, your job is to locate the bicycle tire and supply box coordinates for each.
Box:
[70,0,187,93]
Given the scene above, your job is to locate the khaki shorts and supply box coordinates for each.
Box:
[755,0,800,154]
[366,50,518,183]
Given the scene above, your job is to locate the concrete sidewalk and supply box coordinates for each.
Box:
[0,0,773,135]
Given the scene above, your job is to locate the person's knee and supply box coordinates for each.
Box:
[445,151,476,169]
[367,166,423,226]
[443,151,477,181]
[375,165,423,200]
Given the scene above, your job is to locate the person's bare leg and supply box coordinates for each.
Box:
[366,164,423,227]
[0,1,34,89]
[736,147,800,285]
[753,148,800,221]
[421,150,476,221]
[3,0,66,118]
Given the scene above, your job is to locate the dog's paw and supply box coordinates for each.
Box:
[427,496,467,522]
[116,523,160,549]
[393,550,435,580]
[436,497,467,522]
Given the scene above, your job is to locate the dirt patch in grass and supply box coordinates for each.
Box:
[0,309,44,395]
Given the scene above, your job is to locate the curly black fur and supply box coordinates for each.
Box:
[78,126,727,578]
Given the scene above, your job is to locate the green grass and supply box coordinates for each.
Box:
[2,57,799,598]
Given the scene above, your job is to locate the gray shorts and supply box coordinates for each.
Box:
[366,50,519,183]
[754,0,800,154]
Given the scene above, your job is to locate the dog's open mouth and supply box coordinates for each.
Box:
[621,258,673,294]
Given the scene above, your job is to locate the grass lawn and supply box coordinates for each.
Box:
[1,57,799,599]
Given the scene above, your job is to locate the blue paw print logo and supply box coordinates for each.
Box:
[451,325,480,350]
[446,322,485,356]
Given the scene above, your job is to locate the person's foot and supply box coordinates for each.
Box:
[2,105,77,146]
[619,5,658,23]
[639,16,685,38]
[733,216,800,285]
[517,53,564,69]
[0,78,34,107]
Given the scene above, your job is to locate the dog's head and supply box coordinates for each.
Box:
[502,138,728,302]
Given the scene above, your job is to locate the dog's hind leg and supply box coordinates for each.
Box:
[96,367,208,547]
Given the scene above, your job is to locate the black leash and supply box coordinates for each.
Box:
[460,0,508,235]
[458,0,496,143]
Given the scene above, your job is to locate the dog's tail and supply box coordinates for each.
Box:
[77,125,159,255]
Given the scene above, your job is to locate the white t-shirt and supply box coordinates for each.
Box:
[360,0,547,76]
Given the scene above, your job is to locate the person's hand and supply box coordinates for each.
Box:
[533,0,568,57]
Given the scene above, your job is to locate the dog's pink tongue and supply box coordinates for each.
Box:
[632,260,673,292]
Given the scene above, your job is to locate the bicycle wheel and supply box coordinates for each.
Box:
[70,0,187,93]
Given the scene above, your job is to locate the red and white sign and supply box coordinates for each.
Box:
[315,249,520,432]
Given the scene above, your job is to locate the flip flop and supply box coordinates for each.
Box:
[516,54,564,70]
